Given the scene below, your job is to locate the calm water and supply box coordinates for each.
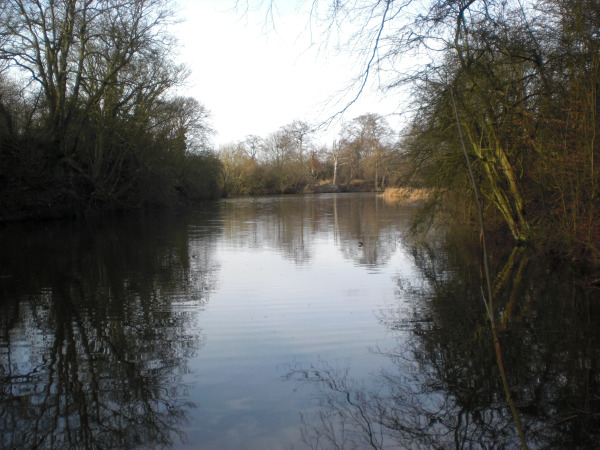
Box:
[0,193,598,449]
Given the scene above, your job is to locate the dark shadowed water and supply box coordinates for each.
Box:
[0,193,598,449]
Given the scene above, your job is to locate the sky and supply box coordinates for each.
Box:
[173,0,404,148]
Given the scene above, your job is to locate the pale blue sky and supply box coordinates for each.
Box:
[173,0,403,147]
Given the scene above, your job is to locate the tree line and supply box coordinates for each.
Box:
[0,0,221,221]
[217,114,404,196]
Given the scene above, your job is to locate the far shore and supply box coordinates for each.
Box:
[306,181,431,205]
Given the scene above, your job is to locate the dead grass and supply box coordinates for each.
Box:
[380,187,432,204]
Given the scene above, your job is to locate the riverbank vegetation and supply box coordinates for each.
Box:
[0,0,222,221]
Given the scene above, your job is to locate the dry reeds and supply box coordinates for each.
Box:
[380,187,432,204]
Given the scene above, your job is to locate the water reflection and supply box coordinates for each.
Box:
[220,194,406,268]
[0,212,218,448]
[286,229,600,448]
[5,195,596,448]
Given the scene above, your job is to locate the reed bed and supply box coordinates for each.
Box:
[380,187,432,204]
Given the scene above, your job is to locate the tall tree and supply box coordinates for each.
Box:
[338,113,392,190]
[280,120,313,163]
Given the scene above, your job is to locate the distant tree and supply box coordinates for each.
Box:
[263,129,294,168]
[243,134,263,161]
[338,125,364,184]
[280,120,313,163]
[306,146,326,183]
[329,140,344,188]
[337,113,392,189]
[218,142,256,196]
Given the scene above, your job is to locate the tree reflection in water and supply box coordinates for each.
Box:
[286,229,600,449]
[0,211,218,448]
[220,193,404,268]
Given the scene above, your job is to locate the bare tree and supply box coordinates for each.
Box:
[281,119,313,163]
[243,134,264,161]
[0,0,181,154]
[330,140,343,188]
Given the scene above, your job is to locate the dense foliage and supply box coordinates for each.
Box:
[0,0,222,221]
